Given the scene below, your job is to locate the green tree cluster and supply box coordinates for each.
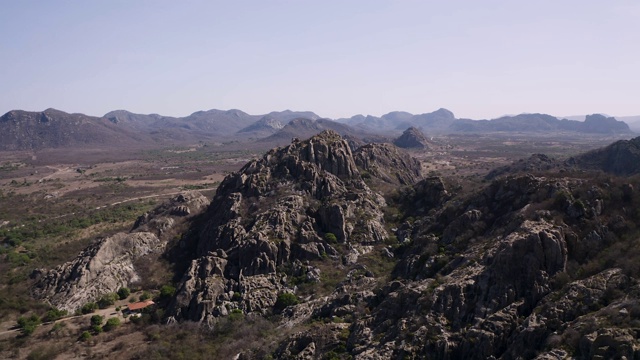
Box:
[17,314,41,335]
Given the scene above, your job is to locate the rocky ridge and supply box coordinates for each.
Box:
[167,130,391,324]
[485,153,564,180]
[0,108,148,151]
[568,135,640,176]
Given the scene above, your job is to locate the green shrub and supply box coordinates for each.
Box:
[51,322,65,333]
[17,314,41,336]
[117,287,131,300]
[228,309,244,321]
[42,308,67,322]
[90,314,104,326]
[140,291,152,301]
[81,302,98,314]
[103,317,121,331]
[80,331,92,341]
[159,285,176,299]
[98,293,118,309]
[274,293,300,311]
[324,233,338,244]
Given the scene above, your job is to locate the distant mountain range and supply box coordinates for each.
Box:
[0,107,635,151]
[451,113,631,134]
[337,108,456,133]
[0,109,149,151]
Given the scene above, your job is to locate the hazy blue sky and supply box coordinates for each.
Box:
[1,0,639,119]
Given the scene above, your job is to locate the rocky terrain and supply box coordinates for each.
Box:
[485,154,564,180]
[354,143,423,185]
[393,127,431,149]
[568,136,640,176]
[21,132,640,359]
[167,131,391,323]
[31,192,208,312]
[487,136,640,179]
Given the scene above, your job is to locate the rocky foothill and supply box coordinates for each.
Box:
[393,126,431,149]
[30,191,208,312]
[29,132,640,359]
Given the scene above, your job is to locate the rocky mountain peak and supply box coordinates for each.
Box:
[432,107,455,118]
[583,113,631,133]
[167,131,395,322]
[393,126,430,149]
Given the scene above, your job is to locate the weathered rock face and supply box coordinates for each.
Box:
[268,171,640,359]
[31,232,162,312]
[31,192,208,312]
[354,143,423,185]
[132,191,209,235]
[393,126,430,149]
[168,131,390,323]
[343,220,568,360]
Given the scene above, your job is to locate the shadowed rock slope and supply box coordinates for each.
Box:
[568,135,640,176]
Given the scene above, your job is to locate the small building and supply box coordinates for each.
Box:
[125,300,155,315]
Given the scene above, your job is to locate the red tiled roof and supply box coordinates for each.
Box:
[127,300,155,311]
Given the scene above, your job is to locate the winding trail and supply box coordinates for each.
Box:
[40,187,218,222]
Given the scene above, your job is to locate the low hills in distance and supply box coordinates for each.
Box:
[0,106,635,151]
